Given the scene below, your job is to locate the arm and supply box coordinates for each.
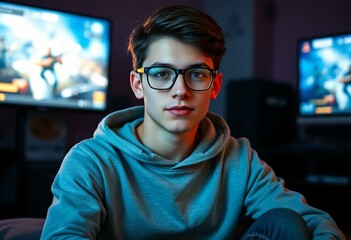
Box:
[36,56,63,67]
[243,142,346,240]
[41,144,106,239]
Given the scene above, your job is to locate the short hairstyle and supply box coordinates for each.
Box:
[128,5,226,70]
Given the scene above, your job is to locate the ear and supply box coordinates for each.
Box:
[130,70,144,99]
[210,72,222,99]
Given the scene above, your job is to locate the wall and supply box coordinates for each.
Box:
[203,0,255,118]
[253,0,276,79]
[272,0,351,87]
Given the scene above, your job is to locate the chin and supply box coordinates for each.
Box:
[167,122,198,134]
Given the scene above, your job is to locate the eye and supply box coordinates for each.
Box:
[187,69,211,80]
[149,67,174,80]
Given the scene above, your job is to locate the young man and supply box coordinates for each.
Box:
[41,5,346,240]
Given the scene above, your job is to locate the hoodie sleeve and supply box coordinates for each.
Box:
[242,139,346,240]
[41,144,106,239]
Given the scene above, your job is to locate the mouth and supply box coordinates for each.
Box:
[166,105,194,116]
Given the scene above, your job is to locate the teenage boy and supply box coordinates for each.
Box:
[41,5,346,240]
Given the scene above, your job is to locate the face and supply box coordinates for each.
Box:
[130,37,222,136]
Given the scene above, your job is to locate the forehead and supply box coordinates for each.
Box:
[144,37,214,68]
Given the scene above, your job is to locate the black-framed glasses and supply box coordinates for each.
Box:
[136,66,217,91]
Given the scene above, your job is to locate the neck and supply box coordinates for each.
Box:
[136,123,200,162]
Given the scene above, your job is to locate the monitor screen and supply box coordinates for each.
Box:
[0,1,111,111]
[297,32,351,124]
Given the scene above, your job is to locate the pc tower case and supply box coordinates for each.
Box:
[226,79,296,149]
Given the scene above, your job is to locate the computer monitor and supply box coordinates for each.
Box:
[0,1,111,112]
[297,32,351,125]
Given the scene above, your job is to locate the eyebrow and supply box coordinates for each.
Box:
[149,62,213,69]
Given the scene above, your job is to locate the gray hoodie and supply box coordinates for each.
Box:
[41,105,345,239]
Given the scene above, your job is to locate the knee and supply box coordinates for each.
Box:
[262,208,307,227]
[241,208,310,240]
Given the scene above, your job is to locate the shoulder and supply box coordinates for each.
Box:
[225,136,253,159]
[73,136,116,156]
[60,137,122,174]
[218,136,257,174]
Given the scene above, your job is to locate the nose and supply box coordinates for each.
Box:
[171,74,190,99]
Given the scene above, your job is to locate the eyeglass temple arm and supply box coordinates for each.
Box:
[136,68,144,73]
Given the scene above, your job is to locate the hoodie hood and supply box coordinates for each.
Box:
[94,105,231,169]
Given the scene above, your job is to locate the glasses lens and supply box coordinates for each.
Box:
[147,67,176,89]
[184,68,213,90]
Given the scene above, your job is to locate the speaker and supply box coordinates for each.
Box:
[24,113,67,161]
[226,79,296,149]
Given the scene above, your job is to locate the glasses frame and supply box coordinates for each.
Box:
[136,66,218,91]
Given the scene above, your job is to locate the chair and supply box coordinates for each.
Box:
[0,218,45,240]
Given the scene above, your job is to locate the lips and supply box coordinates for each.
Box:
[166,106,193,116]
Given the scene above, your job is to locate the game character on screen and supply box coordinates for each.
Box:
[41,5,346,240]
[36,47,63,95]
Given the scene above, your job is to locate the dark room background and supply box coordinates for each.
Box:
[1,0,351,235]
[1,0,351,147]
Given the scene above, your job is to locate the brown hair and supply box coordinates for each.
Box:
[128,5,226,70]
